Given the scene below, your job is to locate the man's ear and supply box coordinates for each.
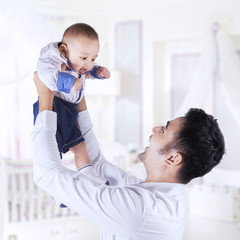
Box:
[164,152,183,166]
[59,43,67,56]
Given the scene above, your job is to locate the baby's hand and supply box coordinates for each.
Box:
[97,66,111,79]
[71,78,83,93]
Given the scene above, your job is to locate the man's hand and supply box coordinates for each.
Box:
[77,96,87,112]
[97,66,111,79]
[71,77,83,93]
[33,71,55,112]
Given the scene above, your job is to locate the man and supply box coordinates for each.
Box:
[32,72,225,240]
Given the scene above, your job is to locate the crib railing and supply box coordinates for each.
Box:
[1,159,78,225]
[0,158,104,240]
[0,142,129,240]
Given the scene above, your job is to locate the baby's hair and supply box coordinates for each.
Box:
[62,23,98,41]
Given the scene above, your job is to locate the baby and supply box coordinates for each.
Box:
[33,23,110,166]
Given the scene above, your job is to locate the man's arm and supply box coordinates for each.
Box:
[33,71,141,187]
[32,114,145,239]
[77,94,87,112]
[75,99,143,187]
[31,75,145,238]
[31,72,149,239]
[33,71,54,112]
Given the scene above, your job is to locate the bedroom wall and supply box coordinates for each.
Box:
[106,0,240,145]
[1,0,240,168]
[105,0,240,179]
[0,0,110,159]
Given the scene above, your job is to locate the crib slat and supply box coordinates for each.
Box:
[37,184,43,220]
[4,159,82,224]
[28,172,34,221]
[11,173,17,222]
[0,159,8,240]
[19,173,26,222]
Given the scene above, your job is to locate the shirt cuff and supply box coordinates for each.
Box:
[89,65,103,79]
[34,110,57,131]
[78,164,92,171]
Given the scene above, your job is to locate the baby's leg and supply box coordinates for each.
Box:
[70,141,90,169]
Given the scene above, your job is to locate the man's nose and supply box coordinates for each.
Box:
[152,126,161,133]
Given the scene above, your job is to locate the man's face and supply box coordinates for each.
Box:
[66,35,99,75]
[139,117,184,162]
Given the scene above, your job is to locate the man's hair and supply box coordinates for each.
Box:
[165,108,225,184]
[62,23,98,41]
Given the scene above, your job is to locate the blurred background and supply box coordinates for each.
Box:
[0,0,240,239]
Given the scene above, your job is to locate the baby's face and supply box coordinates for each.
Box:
[66,35,99,75]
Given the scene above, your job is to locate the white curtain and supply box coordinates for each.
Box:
[0,6,63,160]
[173,23,240,170]
[174,29,216,117]
[214,24,240,170]
[216,25,240,127]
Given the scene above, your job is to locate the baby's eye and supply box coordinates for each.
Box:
[81,57,87,60]
[92,59,96,62]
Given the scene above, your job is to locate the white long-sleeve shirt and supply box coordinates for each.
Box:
[32,110,187,240]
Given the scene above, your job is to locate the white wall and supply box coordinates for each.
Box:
[1,0,240,160]
[106,0,240,148]
[0,0,110,159]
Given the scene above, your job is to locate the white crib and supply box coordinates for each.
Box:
[0,158,102,240]
[0,141,129,240]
